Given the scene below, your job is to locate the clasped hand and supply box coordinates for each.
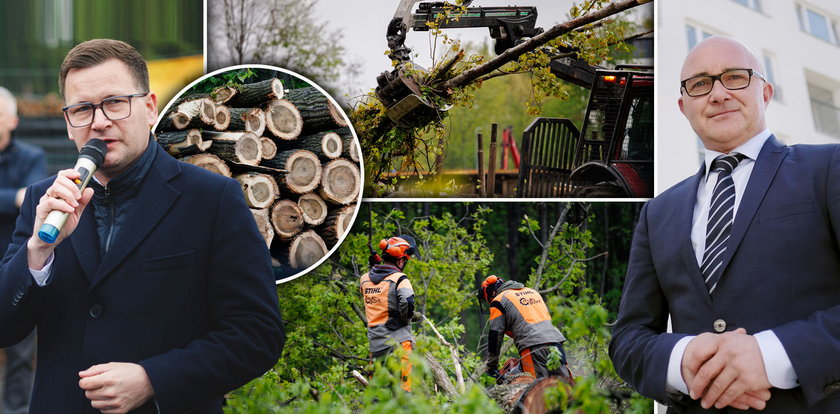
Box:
[681,328,772,410]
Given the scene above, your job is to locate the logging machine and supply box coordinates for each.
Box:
[376,0,543,127]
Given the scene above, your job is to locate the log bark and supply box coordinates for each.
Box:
[158,97,215,131]
[270,199,305,240]
[250,208,274,248]
[297,192,328,226]
[292,131,343,160]
[260,137,277,160]
[211,85,238,104]
[179,153,231,177]
[228,107,266,136]
[318,204,355,247]
[228,78,285,107]
[335,127,360,163]
[283,87,347,134]
[318,159,361,204]
[204,131,262,166]
[262,149,321,194]
[424,353,457,397]
[235,173,279,209]
[156,129,211,156]
[274,230,328,270]
[264,99,303,140]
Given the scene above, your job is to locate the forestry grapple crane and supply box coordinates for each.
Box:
[375,0,542,128]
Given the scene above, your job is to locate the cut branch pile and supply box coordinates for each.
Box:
[156,77,362,275]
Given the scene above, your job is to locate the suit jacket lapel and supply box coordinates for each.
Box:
[678,166,713,308]
[90,146,181,289]
[70,205,100,282]
[718,136,787,282]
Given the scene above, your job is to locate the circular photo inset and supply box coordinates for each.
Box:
[154,64,363,283]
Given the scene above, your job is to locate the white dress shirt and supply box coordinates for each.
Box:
[665,129,798,394]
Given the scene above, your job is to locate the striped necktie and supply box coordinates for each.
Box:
[702,153,746,294]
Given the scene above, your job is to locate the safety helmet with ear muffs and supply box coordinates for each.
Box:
[480,275,504,303]
[379,236,418,260]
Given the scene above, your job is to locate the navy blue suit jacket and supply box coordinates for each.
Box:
[610,137,840,413]
[0,144,285,413]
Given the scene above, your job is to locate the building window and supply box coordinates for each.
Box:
[797,4,840,45]
[809,83,840,138]
[731,0,762,12]
[686,24,715,50]
[762,54,782,101]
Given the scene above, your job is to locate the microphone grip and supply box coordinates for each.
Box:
[37,156,98,244]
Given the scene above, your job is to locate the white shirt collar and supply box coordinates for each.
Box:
[702,129,771,178]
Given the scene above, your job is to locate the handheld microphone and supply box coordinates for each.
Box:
[37,139,108,243]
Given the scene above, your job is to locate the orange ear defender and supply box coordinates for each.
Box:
[481,275,503,303]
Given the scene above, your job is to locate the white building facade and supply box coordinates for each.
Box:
[657,0,840,192]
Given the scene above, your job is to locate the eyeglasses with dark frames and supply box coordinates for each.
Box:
[62,93,148,128]
[680,69,765,97]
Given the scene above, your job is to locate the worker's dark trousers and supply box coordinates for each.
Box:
[519,342,574,382]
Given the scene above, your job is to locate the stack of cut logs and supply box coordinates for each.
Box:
[154,78,361,276]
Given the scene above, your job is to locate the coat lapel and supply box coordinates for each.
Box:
[90,146,181,289]
[69,205,101,282]
[718,136,787,284]
[677,166,713,308]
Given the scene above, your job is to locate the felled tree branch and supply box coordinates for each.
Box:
[422,314,466,393]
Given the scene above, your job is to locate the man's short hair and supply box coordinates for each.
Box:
[0,86,17,116]
[59,39,149,97]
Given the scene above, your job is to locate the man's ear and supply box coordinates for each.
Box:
[762,82,774,108]
[678,96,685,116]
[145,92,158,128]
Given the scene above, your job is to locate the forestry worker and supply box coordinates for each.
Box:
[0,38,284,413]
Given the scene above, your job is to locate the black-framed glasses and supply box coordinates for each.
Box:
[62,93,148,128]
[680,69,765,97]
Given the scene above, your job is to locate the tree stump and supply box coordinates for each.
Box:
[228,78,285,108]
[235,173,279,209]
[270,199,305,240]
[264,99,303,140]
[156,129,211,156]
[263,149,322,194]
[179,153,231,177]
[297,192,328,226]
[274,230,328,270]
[204,131,262,166]
[318,159,361,204]
[318,204,355,247]
[250,208,274,248]
[283,87,347,134]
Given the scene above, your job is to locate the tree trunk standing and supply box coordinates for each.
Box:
[250,208,274,248]
[270,199,305,240]
[283,87,347,134]
[235,173,279,209]
[179,153,232,177]
[205,131,262,166]
[318,159,361,205]
[227,78,285,108]
[273,230,328,270]
[156,129,211,156]
[263,149,322,194]
[296,192,328,226]
[318,204,355,247]
[264,99,303,140]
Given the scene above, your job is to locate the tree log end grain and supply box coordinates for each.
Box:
[170,112,190,130]
[157,129,204,156]
[318,159,361,204]
[319,204,356,247]
[265,99,302,140]
[270,199,305,240]
[327,100,348,127]
[250,208,274,248]
[213,105,231,131]
[245,108,267,136]
[287,230,328,269]
[178,153,232,177]
[235,173,279,209]
[321,132,343,159]
[199,98,216,125]
[206,131,262,166]
[297,192,328,226]
[265,150,322,194]
[260,137,278,160]
[212,85,238,104]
